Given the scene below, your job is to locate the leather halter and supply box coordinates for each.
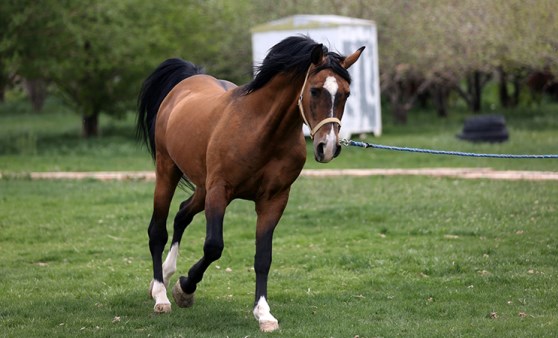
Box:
[297,66,341,139]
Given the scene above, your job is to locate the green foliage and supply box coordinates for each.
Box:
[1,1,217,121]
[3,0,558,128]
[45,0,169,119]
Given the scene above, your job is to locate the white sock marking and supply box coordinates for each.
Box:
[253,296,278,324]
[162,243,179,286]
[151,280,171,306]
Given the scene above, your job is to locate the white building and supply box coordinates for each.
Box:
[251,15,382,137]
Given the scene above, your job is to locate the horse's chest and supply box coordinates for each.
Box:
[209,142,305,199]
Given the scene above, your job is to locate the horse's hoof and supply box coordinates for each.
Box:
[172,280,195,308]
[259,320,279,332]
[154,302,172,314]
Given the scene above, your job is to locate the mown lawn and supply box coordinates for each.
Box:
[1,100,557,336]
[1,176,557,337]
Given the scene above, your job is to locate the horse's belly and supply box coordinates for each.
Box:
[164,97,220,186]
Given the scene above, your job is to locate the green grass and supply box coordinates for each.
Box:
[327,107,558,171]
[0,98,557,336]
[0,107,148,172]
[0,177,557,337]
[1,99,557,172]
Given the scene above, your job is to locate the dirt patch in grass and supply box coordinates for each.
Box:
[3,168,557,181]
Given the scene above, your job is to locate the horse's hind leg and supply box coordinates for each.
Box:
[148,158,182,314]
[161,189,206,288]
[172,182,228,308]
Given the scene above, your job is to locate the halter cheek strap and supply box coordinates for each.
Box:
[297,67,341,139]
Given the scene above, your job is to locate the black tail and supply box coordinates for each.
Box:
[137,58,204,160]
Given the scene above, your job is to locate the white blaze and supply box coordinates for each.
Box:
[322,76,338,157]
[323,76,338,118]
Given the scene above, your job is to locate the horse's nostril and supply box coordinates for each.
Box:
[316,142,325,161]
[334,145,342,158]
[317,143,325,155]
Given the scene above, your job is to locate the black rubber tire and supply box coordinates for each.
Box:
[457,114,509,143]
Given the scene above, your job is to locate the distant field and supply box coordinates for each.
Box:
[1,100,557,173]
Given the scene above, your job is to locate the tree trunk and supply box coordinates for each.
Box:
[392,103,408,124]
[82,113,99,137]
[0,64,8,103]
[512,76,521,107]
[498,67,511,108]
[467,71,482,112]
[499,69,522,108]
[388,89,409,124]
[23,78,48,112]
[384,70,433,124]
[0,72,8,103]
[432,84,449,117]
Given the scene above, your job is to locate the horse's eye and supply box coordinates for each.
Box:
[310,88,320,97]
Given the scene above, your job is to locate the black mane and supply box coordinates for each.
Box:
[241,35,351,95]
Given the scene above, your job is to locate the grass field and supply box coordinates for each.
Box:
[0,100,557,336]
[1,177,557,337]
[0,98,557,172]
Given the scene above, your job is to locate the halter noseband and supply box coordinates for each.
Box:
[297,66,341,139]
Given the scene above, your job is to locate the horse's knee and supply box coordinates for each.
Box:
[203,239,224,262]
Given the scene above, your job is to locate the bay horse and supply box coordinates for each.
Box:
[137,35,364,332]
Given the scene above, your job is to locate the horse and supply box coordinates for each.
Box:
[137,35,364,332]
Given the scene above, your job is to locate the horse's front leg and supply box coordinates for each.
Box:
[253,191,289,332]
[172,183,228,308]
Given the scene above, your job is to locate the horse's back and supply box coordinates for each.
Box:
[156,75,237,184]
[163,74,236,112]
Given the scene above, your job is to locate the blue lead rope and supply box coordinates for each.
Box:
[341,139,558,159]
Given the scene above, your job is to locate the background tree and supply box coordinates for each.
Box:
[2,0,190,136]
[46,0,169,137]
[2,0,558,132]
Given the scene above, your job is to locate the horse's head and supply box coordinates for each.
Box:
[298,44,365,163]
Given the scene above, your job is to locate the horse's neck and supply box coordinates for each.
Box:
[244,74,304,137]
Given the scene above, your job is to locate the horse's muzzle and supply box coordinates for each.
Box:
[314,138,341,163]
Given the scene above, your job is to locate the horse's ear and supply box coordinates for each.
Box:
[342,46,365,69]
[310,44,324,65]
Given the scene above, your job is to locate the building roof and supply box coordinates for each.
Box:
[252,15,375,33]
